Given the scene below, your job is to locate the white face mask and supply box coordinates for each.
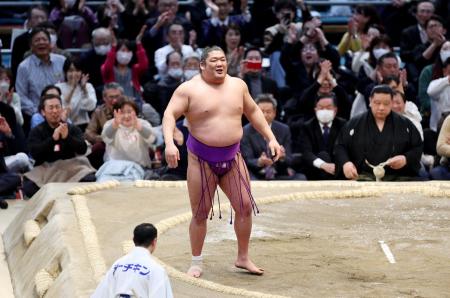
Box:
[184,69,199,80]
[65,0,76,9]
[0,80,10,93]
[94,44,111,56]
[316,109,335,124]
[373,48,390,60]
[168,68,183,80]
[440,50,450,63]
[116,51,133,65]
[50,34,58,47]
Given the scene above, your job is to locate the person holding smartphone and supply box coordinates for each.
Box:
[240,48,279,100]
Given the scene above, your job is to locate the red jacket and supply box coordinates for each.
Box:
[101,43,148,94]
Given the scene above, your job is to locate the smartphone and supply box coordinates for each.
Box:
[245,60,262,71]
[282,12,291,24]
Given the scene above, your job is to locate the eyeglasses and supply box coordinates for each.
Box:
[45,104,62,111]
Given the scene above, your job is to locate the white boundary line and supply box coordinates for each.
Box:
[378,241,396,264]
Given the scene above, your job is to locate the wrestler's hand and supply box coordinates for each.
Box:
[387,155,407,169]
[267,139,282,162]
[165,143,180,168]
[343,161,358,180]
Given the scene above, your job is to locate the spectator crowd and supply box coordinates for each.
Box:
[2,0,450,208]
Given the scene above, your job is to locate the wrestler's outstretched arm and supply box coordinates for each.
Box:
[163,82,190,168]
[241,80,282,161]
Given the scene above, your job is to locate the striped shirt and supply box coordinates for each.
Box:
[15,53,66,116]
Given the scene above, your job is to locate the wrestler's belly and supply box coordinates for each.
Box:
[188,119,243,147]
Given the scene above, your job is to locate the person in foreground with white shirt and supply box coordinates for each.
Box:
[91,223,173,298]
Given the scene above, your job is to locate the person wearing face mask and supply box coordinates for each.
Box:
[143,51,184,116]
[154,22,194,77]
[0,68,23,126]
[183,53,200,81]
[418,40,450,126]
[427,57,450,132]
[355,35,397,82]
[301,94,346,180]
[79,27,112,97]
[102,26,148,108]
[351,24,381,75]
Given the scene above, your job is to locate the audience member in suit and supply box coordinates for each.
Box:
[405,15,447,87]
[301,94,346,180]
[400,1,435,84]
[79,28,113,100]
[160,119,188,180]
[241,94,305,180]
[200,0,251,47]
[11,6,48,83]
[143,51,184,116]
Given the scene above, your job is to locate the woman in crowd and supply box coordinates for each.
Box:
[56,57,97,131]
[419,41,450,126]
[350,24,382,76]
[337,4,381,56]
[223,24,244,77]
[101,25,148,108]
[427,57,450,132]
[97,98,156,181]
[356,34,396,81]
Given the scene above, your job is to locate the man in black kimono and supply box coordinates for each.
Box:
[335,85,423,181]
[23,94,95,198]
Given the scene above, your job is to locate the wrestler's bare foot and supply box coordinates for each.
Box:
[235,258,264,275]
[187,265,203,278]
